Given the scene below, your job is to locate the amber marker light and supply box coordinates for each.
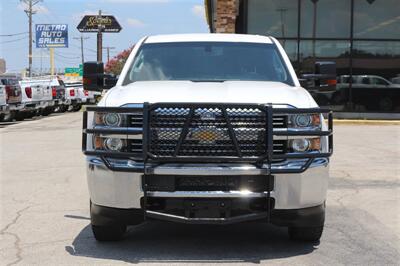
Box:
[312,114,321,126]
[310,138,321,151]
[95,112,104,125]
[94,136,103,150]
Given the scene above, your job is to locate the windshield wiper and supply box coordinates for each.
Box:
[190,79,226,83]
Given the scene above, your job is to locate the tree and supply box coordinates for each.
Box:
[105,46,134,75]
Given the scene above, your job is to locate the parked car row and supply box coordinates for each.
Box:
[312,74,400,111]
[0,75,100,122]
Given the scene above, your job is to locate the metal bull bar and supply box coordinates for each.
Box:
[82,102,333,224]
[82,103,333,172]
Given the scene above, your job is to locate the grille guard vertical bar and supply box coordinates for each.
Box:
[173,108,195,157]
[266,104,273,222]
[221,108,242,157]
[82,111,88,152]
[142,102,150,220]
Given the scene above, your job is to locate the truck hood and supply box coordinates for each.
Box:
[102,81,317,108]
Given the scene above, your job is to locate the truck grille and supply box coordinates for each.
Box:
[129,112,144,128]
[147,106,286,159]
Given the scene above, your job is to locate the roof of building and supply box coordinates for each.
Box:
[144,33,273,44]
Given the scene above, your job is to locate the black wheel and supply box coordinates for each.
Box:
[91,224,127,241]
[14,111,25,121]
[331,92,344,105]
[56,105,67,113]
[379,97,393,112]
[72,104,82,112]
[41,108,51,116]
[288,226,324,242]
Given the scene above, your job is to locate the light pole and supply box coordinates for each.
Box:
[311,0,319,58]
[276,8,288,48]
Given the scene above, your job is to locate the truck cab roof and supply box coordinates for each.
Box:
[144,33,274,44]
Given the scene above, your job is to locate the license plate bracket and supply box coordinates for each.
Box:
[183,199,232,218]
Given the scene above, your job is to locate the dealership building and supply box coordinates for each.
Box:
[205,0,400,112]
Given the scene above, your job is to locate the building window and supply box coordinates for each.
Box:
[354,0,400,39]
[300,0,351,38]
[352,41,400,79]
[277,40,298,66]
[299,40,350,74]
[247,0,298,38]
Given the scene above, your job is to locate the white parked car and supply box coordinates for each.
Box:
[0,84,8,121]
[82,34,334,242]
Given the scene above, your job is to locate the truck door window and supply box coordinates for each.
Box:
[372,77,389,86]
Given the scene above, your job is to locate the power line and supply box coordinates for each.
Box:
[0,36,29,44]
[70,43,97,54]
[54,51,80,59]
[0,32,29,37]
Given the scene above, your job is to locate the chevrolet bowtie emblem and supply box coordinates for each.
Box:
[189,128,219,143]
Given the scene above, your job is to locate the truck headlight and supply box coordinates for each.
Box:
[294,115,312,127]
[104,138,124,151]
[290,139,310,152]
[104,113,121,127]
[289,138,321,152]
[94,112,125,127]
[93,136,126,151]
[290,114,321,128]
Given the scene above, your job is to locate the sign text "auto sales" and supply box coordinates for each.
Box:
[35,24,68,48]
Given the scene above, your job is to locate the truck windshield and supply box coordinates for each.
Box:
[124,42,294,85]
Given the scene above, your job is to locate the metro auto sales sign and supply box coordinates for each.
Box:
[35,24,68,48]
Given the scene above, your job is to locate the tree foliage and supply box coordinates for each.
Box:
[105,46,134,75]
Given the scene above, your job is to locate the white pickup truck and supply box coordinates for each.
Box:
[64,82,83,112]
[0,84,8,121]
[82,34,335,242]
[19,78,53,117]
[19,76,68,117]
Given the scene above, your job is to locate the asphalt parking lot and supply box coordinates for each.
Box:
[1,112,399,265]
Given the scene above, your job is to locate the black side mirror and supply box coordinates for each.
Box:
[83,62,118,91]
[300,61,337,92]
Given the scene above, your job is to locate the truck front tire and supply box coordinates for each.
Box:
[91,224,127,241]
[288,226,324,242]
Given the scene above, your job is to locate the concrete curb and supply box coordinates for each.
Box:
[331,119,400,125]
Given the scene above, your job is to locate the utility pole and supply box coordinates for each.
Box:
[97,10,105,62]
[21,0,42,77]
[73,35,90,66]
[102,46,115,64]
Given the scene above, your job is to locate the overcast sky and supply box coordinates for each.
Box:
[0,0,209,73]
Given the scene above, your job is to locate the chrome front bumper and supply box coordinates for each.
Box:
[87,157,329,210]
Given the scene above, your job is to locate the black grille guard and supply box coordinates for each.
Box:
[82,102,333,175]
